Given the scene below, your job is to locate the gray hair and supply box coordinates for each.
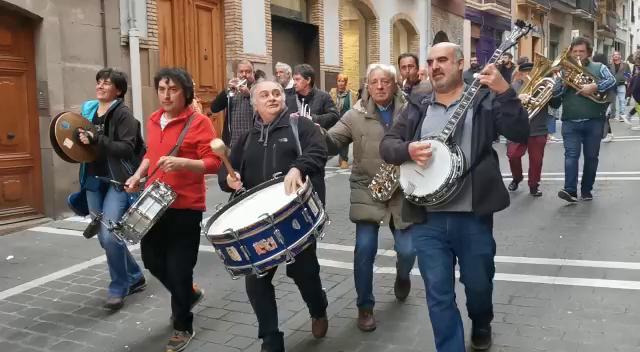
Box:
[365,63,398,83]
[275,62,292,75]
[250,80,286,107]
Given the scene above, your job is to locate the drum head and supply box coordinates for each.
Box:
[206,177,308,235]
[49,112,97,163]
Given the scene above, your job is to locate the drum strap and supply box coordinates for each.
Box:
[289,116,303,156]
[145,113,197,181]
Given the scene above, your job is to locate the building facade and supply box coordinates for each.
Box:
[463,0,512,65]
[0,0,165,224]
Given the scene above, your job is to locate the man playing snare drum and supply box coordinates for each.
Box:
[218,80,329,352]
[124,68,221,352]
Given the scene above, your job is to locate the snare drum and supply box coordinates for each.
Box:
[204,177,327,279]
[113,180,176,244]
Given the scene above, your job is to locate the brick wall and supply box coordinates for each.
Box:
[343,20,361,91]
[432,5,464,47]
[122,0,159,49]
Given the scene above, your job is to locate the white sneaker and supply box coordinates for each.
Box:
[616,116,624,122]
[621,115,632,125]
[602,133,613,143]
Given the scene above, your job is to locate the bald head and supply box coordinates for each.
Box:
[427,42,465,93]
[431,42,464,61]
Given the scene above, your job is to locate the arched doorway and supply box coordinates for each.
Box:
[433,30,450,45]
[391,15,419,66]
[340,0,378,92]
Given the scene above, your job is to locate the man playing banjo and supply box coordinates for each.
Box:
[380,42,529,351]
[125,68,221,352]
[218,80,329,352]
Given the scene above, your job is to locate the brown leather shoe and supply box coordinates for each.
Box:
[394,275,411,301]
[357,308,376,332]
[311,316,328,338]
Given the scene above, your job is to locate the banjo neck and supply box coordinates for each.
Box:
[430,47,507,143]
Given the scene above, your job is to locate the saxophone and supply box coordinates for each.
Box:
[368,163,400,202]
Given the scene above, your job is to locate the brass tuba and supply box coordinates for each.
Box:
[520,53,557,119]
[552,48,608,104]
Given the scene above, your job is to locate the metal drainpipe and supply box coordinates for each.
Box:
[127,0,143,125]
[100,0,107,66]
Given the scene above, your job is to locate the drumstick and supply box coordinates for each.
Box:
[210,138,238,181]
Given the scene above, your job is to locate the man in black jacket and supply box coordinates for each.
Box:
[379,42,529,351]
[287,64,339,129]
[219,80,329,352]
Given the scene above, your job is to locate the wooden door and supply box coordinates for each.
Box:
[158,0,226,137]
[0,13,43,223]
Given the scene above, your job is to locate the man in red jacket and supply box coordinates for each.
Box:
[125,68,221,352]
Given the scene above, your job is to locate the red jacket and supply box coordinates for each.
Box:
[144,106,221,211]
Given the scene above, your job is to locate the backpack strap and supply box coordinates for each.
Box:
[289,115,303,156]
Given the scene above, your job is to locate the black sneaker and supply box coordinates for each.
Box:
[104,296,125,311]
[165,329,194,352]
[581,191,593,201]
[507,180,520,191]
[530,187,542,197]
[557,189,578,203]
[128,276,147,295]
[470,324,492,350]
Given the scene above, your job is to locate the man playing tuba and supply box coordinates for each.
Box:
[551,37,616,203]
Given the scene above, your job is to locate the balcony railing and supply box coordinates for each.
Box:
[573,0,596,19]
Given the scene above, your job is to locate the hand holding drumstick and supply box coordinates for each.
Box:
[210,139,243,190]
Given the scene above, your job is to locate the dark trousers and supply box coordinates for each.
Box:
[246,242,327,352]
[507,135,547,189]
[561,119,604,195]
[141,208,202,333]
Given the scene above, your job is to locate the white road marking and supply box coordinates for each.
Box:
[317,259,640,290]
[316,243,640,270]
[0,245,140,300]
[27,226,640,271]
[5,227,640,300]
[29,227,86,237]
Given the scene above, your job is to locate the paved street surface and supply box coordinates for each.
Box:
[2,120,640,352]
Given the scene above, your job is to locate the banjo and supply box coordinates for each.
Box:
[399,20,533,207]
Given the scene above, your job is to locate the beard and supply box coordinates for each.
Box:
[470,63,480,70]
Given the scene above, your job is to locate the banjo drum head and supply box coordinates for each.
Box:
[399,139,452,197]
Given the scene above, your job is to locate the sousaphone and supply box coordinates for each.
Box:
[49,112,97,163]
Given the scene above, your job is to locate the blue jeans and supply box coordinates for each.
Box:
[561,119,604,195]
[547,115,556,134]
[407,212,496,352]
[616,85,627,117]
[87,184,144,297]
[354,222,415,309]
